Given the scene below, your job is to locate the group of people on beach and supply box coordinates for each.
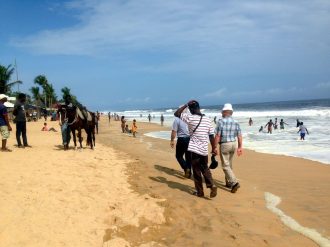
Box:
[0,93,32,152]
[171,101,242,198]
[120,116,138,137]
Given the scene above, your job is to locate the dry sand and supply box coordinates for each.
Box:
[0,117,329,246]
[0,121,165,247]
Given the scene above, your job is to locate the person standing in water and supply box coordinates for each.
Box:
[160,114,164,126]
[296,119,301,128]
[298,122,309,140]
[148,114,151,123]
[215,103,242,193]
[248,118,253,126]
[265,119,274,134]
[280,119,288,130]
[274,118,278,130]
[171,116,192,178]
[174,100,218,198]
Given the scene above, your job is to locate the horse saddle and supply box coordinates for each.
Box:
[77,108,92,122]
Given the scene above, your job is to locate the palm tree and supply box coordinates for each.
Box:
[30,86,41,101]
[61,86,79,105]
[61,87,71,101]
[0,64,22,94]
[33,75,57,108]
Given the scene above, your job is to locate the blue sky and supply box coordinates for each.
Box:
[1,0,329,110]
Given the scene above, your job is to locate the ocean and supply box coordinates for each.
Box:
[110,99,330,164]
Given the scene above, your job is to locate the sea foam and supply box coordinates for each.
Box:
[265,192,330,247]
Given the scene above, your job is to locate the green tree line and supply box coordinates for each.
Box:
[0,63,79,107]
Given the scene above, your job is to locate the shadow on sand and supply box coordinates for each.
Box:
[149,176,195,195]
[154,164,231,193]
[154,164,186,179]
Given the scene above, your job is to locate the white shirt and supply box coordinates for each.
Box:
[181,112,214,156]
[172,117,189,138]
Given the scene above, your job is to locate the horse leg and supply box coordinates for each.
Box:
[72,129,77,149]
[78,128,83,148]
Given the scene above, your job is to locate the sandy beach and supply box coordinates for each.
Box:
[1,117,329,246]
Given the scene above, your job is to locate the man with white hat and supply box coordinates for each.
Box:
[215,103,242,193]
[0,94,13,152]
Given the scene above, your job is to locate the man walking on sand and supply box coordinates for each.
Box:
[175,100,218,198]
[215,103,242,193]
[0,94,12,152]
[170,116,192,178]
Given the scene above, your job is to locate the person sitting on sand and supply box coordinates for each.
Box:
[265,119,274,134]
[259,126,264,132]
[41,122,57,132]
[121,116,126,133]
[0,94,12,152]
[175,100,218,198]
[125,124,131,133]
[280,119,288,130]
[131,119,138,137]
[215,103,242,193]
[298,122,309,140]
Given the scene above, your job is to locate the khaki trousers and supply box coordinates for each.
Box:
[220,142,238,185]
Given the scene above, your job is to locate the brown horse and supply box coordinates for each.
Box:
[57,104,95,150]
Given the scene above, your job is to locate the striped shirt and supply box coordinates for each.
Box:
[181,112,214,156]
[215,117,241,143]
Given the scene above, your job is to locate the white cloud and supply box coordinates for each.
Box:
[10,0,330,59]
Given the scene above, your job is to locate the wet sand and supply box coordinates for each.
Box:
[97,117,330,246]
[0,118,329,246]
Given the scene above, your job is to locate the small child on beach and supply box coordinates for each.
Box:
[131,119,138,137]
[41,123,57,132]
[125,124,131,133]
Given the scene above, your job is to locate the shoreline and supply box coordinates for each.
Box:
[118,117,330,165]
[97,118,330,246]
[0,118,329,246]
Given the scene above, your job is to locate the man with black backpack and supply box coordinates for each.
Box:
[174,100,218,198]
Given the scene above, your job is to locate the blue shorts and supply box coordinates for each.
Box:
[300,133,306,139]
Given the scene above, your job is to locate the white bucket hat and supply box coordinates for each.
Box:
[0,94,9,101]
[222,103,233,111]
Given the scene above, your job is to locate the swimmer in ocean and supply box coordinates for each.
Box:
[265,119,274,134]
[298,122,309,140]
[280,119,288,130]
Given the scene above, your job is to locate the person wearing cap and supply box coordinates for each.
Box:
[0,94,12,152]
[13,93,31,148]
[215,103,242,193]
[174,100,218,198]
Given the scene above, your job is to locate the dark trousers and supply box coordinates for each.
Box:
[191,152,214,195]
[16,121,28,146]
[176,137,192,170]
